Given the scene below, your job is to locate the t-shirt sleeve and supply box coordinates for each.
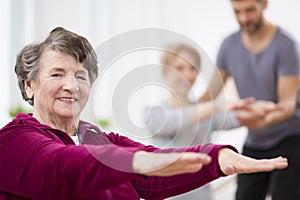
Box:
[277,38,300,76]
[131,144,238,199]
[216,39,229,73]
[210,111,240,131]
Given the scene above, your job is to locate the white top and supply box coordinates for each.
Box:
[70,134,80,145]
[144,103,240,200]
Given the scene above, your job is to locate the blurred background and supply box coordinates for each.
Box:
[1,0,299,199]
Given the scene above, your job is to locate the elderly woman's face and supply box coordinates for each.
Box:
[25,50,91,120]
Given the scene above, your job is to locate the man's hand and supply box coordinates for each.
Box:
[234,100,283,129]
[226,97,255,111]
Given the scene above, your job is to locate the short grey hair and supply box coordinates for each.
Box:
[15,27,98,105]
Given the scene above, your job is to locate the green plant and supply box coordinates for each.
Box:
[96,118,111,129]
[9,105,32,118]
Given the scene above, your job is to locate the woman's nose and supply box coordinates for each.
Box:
[182,69,194,81]
[62,75,79,92]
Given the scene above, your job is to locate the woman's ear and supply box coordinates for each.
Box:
[24,80,34,99]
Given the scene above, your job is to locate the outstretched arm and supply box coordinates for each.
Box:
[218,148,288,175]
[133,151,212,176]
[132,146,287,199]
[200,69,228,102]
[132,148,288,177]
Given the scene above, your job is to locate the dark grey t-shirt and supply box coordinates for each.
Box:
[217,27,300,149]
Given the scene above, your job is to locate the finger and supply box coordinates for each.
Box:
[237,112,263,123]
[182,153,212,165]
[198,153,212,165]
[241,97,256,105]
[229,102,250,110]
[262,102,278,111]
[249,106,266,115]
[185,163,205,173]
[236,97,255,107]
[264,157,288,170]
[179,152,207,161]
[183,155,213,173]
[242,157,288,173]
[230,97,256,110]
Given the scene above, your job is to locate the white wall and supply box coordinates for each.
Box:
[0,0,11,126]
[1,0,300,129]
[0,1,299,199]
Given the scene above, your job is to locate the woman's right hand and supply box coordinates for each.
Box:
[132,151,212,176]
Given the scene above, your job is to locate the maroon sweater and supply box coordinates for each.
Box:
[0,113,236,200]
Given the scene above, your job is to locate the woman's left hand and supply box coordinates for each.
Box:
[218,148,288,175]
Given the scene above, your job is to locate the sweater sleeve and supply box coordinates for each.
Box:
[108,133,239,199]
[144,104,201,137]
[210,111,241,131]
[0,122,238,200]
[131,144,238,199]
[0,125,142,200]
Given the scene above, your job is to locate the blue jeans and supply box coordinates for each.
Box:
[236,134,300,200]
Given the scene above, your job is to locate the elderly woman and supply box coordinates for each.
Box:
[0,27,287,200]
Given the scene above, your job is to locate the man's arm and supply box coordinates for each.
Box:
[236,76,299,129]
[264,75,299,124]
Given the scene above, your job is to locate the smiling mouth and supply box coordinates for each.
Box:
[58,97,78,102]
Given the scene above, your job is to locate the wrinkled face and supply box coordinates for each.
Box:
[164,52,199,96]
[232,0,265,35]
[25,50,91,121]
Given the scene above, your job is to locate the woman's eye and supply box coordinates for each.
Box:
[175,66,183,71]
[191,67,197,71]
[51,73,62,77]
[76,76,87,81]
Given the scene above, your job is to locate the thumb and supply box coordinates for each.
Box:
[221,164,236,175]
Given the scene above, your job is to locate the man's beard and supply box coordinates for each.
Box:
[241,15,264,35]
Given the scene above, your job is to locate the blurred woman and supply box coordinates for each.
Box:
[145,43,243,200]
